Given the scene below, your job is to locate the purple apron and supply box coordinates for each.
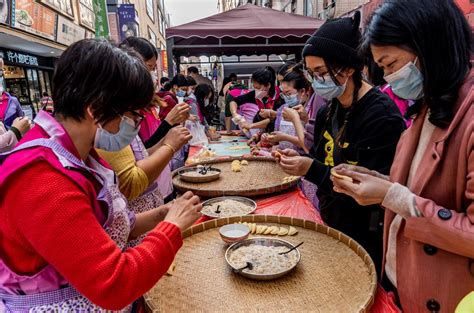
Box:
[0,113,134,312]
[237,103,260,138]
[274,103,299,151]
[128,136,166,247]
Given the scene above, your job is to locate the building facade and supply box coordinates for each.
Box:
[0,0,100,118]
[107,0,169,78]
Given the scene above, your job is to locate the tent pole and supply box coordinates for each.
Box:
[166,38,175,79]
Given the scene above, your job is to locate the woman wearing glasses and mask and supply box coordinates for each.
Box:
[0,39,202,311]
[332,0,473,311]
[275,12,405,272]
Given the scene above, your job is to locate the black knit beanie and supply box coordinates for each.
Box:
[302,11,363,70]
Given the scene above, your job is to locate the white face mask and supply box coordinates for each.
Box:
[94,115,140,151]
[255,89,268,100]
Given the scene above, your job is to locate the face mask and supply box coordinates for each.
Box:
[176,89,186,97]
[384,57,424,100]
[282,93,299,107]
[204,98,210,106]
[94,116,139,151]
[312,76,347,100]
[255,89,268,100]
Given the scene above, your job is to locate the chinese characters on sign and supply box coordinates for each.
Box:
[6,51,39,66]
[117,4,137,42]
[93,0,109,39]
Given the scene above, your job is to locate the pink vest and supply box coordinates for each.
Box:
[0,111,133,311]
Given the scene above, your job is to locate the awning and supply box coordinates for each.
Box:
[165,4,324,60]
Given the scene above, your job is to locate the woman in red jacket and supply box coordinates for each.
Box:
[332,0,473,311]
[0,39,202,311]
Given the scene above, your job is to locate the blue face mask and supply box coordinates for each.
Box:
[282,93,299,107]
[384,58,424,100]
[311,76,347,100]
[94,116,139,151]
[204,98,210,106]
[176,89,186,97]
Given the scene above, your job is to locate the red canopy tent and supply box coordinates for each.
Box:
[165,4,324,76]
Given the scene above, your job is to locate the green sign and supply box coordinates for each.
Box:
[93,0,109,39]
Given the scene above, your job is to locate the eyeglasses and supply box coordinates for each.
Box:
[122,110,144,129]
[304,68,343,83]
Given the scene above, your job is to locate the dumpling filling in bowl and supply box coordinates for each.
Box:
[229,244,299,275]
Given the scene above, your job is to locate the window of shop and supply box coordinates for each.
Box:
[146,0,154,21]
[3,66,29,105]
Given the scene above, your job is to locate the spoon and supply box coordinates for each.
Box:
[234,262,253,272]
[279,242,304,255]
[215,205,221,214]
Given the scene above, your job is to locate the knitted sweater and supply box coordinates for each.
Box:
[0,161,182,309]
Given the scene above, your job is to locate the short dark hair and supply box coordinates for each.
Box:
[229,73,237,80]
[42,92,49,97]
[362,0,472,128]
[119,37,157,61]
[170,74,189,87]
[187,66,199,74]
[53,39,154,124]
[160,76,169,85]
[186,76,197,87]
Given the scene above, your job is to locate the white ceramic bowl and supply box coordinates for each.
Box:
[219,224,250,243]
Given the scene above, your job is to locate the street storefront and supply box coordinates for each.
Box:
[0,48,55,119]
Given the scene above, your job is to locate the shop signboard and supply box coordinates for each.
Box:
[117,4,137,42]
[79,0,94,31]
[93,0,109,39]
[38,0,74,19]
[0,0,11,25]
[12,0,57,41]
[1,48,54,69]
[117,4,136,42]
[56,15,85,45]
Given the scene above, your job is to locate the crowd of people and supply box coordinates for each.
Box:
[0,0,472,311]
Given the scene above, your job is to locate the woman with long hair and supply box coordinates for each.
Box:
[332,1,473,311]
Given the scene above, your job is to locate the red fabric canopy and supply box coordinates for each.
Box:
[165,4,324,58]
[167,3,324,39]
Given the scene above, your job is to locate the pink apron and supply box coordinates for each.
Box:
[128,136,167,247]
[0,111,134,312]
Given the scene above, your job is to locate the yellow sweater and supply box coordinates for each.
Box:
[97,146,149,200]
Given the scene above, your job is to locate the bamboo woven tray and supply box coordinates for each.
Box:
[145,215,377,313]
[172,157,299,197]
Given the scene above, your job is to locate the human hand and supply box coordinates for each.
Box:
[151,205,170,223]
[278,155,313,176]
[267,131,284,145]
[282,107,299,122]
[164,191,202,231]
[330,167,393,206]
[332,164,389,181]
[272,148,299,161]
[259,109,273,119]
[163,126,192,151]
[292,105,309,123]
[12,116,31,135]
[165,103,191,125]
[231,114,245,125]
